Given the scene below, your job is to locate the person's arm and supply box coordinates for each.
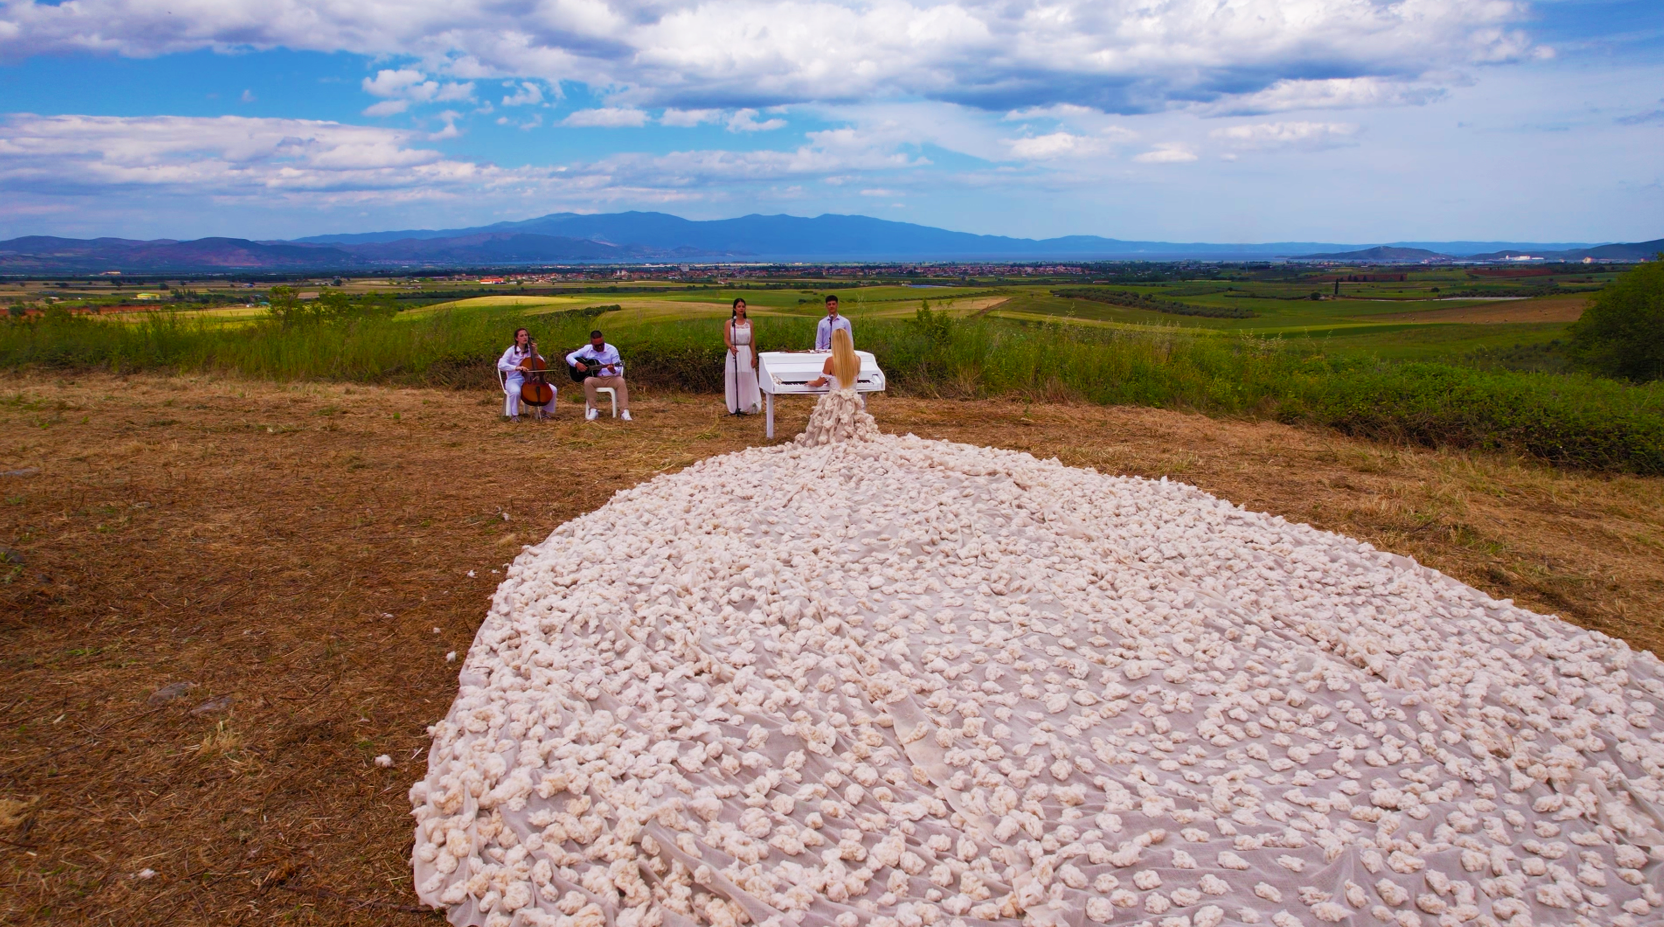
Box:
[725,319,736,354]
[565,346,588,372]
[815,318,829,351]
[602,345,622,377]
[805,355,835,388]
[497,347,521,373]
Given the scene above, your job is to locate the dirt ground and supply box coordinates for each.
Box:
[1372,294,1590,324]
[2,373,1660,926]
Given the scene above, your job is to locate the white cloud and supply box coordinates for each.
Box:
[1133,144,1197,164]
[0,1,1546,115]
[661,108,723,127]
[562,107,649,128]
[727,109,787,132]
[1004,104,1101,122]
[1209,121,1359,150]
[0,112,939,219]
[361,68,473,113]
[859,188,900,196]
[430,111,463,140]
[1203,77,1443,116]
[502,82,544,107]
[0,114,470,197]
[363,69,433,99]
[239,89,256,104]
[1006,132,1105,160]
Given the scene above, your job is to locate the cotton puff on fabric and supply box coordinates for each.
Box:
[411,393,1664,927]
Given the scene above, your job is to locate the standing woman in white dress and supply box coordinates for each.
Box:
[724,298,761,415]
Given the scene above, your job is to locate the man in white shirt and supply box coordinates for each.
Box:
[566,330,632,421]
[814,295,852,351]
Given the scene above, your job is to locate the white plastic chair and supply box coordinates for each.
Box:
[589,385,617,418]
[498,368,556,418]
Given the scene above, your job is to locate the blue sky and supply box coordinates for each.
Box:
[0,0,1659,244]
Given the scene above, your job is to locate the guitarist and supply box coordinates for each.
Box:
[497,327,557,420]
[566,329,632,422]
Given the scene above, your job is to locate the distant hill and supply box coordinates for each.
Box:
[1467,239,1664,262]
[1293,246,1450,262]
[0,236,353,273]
[1,212,1654,271]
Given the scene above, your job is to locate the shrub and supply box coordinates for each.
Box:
[1567,259,1664,382]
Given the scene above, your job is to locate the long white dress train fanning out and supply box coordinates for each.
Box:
[412,386,1664,927]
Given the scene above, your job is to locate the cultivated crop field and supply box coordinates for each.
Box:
[2,372,1662,926]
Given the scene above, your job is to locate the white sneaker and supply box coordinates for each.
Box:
[585,407,598,421]
[620,410,633,421]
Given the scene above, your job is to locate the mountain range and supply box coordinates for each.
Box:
[0,212,1656,272]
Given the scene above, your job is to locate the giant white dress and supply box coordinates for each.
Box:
[725,322,761,415]
[411,393,1664,927]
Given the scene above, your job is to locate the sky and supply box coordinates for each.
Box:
[0,0,1659,244]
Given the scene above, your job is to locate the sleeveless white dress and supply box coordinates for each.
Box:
[724,321,761,414]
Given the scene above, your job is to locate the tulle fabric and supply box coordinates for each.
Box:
[793,388,878,446]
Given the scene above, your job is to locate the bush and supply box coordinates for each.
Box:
[1567,259,1664,382]
[268,286,398,327]
[1285,363,1664,473]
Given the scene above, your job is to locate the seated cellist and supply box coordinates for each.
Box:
[497,327,557,420]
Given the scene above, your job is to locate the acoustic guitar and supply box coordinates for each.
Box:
[567,355,619,383]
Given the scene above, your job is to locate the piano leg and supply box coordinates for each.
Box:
[765,393,774,439]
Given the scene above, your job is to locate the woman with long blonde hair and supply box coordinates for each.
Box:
[798,327,877,445]
[806,327,860,389]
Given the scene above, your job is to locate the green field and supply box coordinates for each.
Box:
[3,263,1657,473]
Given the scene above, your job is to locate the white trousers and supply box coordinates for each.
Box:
[504,375,557,417]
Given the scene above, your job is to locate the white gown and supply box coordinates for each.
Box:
[794,385,877,446]
[724,321,761,414]
[413,389,1664,927]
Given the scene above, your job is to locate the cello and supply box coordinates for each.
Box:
[519,339,556,411]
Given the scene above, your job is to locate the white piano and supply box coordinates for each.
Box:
[756,351,886,438]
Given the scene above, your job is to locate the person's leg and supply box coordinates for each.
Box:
[583,377,600,409]
[607,376,629,412]
[540,388,557,418]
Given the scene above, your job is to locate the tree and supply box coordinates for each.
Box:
[1567,257,1664,382]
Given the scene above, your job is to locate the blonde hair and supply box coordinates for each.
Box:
[830,328,860,388]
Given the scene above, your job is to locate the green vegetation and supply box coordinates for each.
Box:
[1567,259,1664,382]
[1051,287,1256,319]
[267,286,397,327]
[2,293,1660,475]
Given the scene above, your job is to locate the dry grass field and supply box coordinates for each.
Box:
[2,373,1661,926]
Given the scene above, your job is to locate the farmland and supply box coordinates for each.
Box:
[1,261,1658,474]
